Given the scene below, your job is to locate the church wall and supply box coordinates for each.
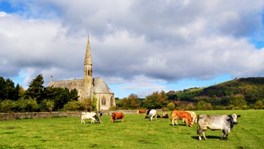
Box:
[95,93,115,110]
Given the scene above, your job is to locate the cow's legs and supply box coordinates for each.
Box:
[197,127,204,140]
[221,129,228,140]
[202,131,207,140]
[175,119,178,125]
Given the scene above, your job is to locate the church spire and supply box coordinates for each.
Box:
[84,36,92,65]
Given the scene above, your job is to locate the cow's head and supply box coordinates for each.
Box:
[97,111,103,117]
[94,115,100,124]
[228,114,240,128]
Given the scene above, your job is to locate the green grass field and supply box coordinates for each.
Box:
[0,110,263,149]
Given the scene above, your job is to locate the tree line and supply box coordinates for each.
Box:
[0,74,92,113]
[1,75,263,113]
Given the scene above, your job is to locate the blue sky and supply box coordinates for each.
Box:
[1,0,264,98]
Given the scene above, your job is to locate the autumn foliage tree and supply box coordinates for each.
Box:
[143,91,168,109]
[119,94,140,109]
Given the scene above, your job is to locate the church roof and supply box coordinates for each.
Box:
[93,77,113,94]
[49,79,83,91]
[48,78,113,94]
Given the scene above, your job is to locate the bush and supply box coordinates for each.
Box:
[63,100,82,111]
[25,98,39,112]
[167,102,175,110]
[254,100,264,109]
[39,99,55,112]
[197,101,213,110]
[80,98,97,111]
[0,100,16,112]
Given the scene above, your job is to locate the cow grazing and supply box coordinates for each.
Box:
[145,109,157,121]
[197,114,240,140]
[162,112,169,119]
[81,112,101,124]
[137,109,147,114]
[182,111,197,125]
[111,112,125,123]
[171,110,193,127]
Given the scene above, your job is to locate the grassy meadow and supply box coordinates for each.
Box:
[0,110,263,149]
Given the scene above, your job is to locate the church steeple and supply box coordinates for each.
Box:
[84,36,92,66]
[82,36,93,100]
[84,36,92,78]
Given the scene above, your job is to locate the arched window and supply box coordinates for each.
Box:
[101,96,106,106]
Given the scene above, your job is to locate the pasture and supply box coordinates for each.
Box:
[0,110,263,149]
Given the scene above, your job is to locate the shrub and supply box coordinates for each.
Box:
[0,100,16,112]
[167,102,175,110]
[63,100,82,111]
[39,99,55,112]
[254,100,264,109]
[25,98,39,112]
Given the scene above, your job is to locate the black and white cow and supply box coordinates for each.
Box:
[81,111,101,124]
[145,109,157,121]
[197,114,240,140]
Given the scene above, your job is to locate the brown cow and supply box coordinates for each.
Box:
[137,109,146,114]
[111,112,125,123]
[171,110,193,127]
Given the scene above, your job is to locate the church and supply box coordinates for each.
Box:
[49,38,115,110]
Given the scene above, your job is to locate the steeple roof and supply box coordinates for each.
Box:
[84,36,92,65]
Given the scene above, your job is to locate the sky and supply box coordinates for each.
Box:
[0,0,264,98]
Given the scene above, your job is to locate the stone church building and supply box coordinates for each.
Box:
[49,38,115,110]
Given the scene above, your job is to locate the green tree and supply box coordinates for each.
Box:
[254,100,264,109]
[24,74,44,103]
[228,94,247,109]
[120,94,140,109]
[0,77,20,101]
[167,102,175,110]
[143,91,168,109]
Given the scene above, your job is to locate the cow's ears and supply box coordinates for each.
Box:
[237,115,241,118]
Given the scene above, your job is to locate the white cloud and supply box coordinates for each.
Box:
[1,0,264,97]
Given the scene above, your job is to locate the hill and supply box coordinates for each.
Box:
[172,77,264,109]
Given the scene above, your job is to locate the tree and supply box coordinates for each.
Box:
[120,94,140,109]
[143,91,168,109]
[228,94,247,109]
[24,74,44,103]
[0,77,20,101]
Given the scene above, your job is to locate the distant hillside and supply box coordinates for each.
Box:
[172,77,264,109]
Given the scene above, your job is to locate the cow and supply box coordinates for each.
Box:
[137,109,147,114]
[111,112,125,123]
[171,110,193,127]
[182,111,197,125]
[197,114,240,140]
[81,112,101,124]
[145,109,157,121]
[162,112,169,119]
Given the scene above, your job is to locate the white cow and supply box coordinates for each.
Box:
[81,112,100,124]
[145,109,157,121]
[197,114,240,140]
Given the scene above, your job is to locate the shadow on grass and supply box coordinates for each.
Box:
[170,124,188,126]
[191,135,222,140]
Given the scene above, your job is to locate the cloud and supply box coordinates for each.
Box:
[1,0,264,97]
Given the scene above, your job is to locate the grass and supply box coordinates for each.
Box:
[0,110,263,149]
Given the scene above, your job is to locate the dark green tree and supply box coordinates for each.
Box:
[0,77,20,101]
[24,74,44,103]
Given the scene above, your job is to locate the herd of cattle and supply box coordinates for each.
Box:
[81,109,240,140]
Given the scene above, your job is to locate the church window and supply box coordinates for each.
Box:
[101,96,106,105]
